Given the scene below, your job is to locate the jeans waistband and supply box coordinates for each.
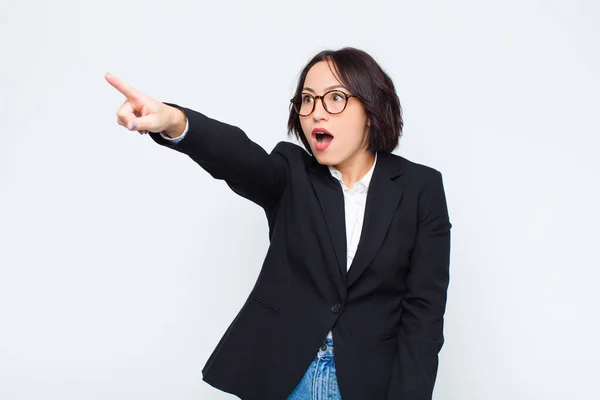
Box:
[317,337,335,357]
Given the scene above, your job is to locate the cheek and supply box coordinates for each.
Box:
[339,107,368,142]
[339,118,368,145]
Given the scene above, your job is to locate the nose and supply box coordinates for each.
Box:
[311,96,328,121]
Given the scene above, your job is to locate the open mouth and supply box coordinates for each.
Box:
[312,128,334,151]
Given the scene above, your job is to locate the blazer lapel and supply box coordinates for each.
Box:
[346,153,404,288]
[308,163,347,281]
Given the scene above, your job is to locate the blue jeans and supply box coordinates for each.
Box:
[286,337,342,400]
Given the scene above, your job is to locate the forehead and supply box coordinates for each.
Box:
[303,61,343,89]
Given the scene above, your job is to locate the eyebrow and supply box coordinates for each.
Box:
[302,84,347,93]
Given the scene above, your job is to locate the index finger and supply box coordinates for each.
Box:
[105,73,142,100]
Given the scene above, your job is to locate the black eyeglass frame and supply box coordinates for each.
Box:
[289,90,359,117]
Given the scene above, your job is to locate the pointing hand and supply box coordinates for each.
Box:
[105,73,181,135]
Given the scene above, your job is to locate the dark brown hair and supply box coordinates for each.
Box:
[287,47,403,154]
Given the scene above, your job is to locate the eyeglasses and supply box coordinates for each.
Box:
[290,90,358,117]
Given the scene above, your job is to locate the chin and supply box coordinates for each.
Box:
[312,151,340,166]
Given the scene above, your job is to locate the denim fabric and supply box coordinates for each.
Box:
[286,338,342,400]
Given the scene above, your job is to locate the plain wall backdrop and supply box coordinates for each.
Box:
[1,0,599,399]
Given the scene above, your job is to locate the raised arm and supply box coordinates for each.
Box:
[106,73,286,210]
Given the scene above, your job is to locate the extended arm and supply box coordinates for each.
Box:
[149,104,287,210]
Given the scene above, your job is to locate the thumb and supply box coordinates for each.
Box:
[128,114,159,132]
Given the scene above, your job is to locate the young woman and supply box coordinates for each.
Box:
[106,47,452,400]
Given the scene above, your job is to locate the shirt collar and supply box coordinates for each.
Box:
[328,153,378,193]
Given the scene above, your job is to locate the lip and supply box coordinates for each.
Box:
[311,128,334,151]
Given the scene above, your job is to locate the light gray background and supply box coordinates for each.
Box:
[1,0,599,399]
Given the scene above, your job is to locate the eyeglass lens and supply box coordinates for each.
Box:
[296,91,348,116]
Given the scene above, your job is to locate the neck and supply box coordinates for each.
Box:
[332,149,376,188]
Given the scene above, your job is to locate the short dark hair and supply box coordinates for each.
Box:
[287,47,403,154]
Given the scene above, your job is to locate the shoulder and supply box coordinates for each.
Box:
[271,141,313,164]
[385,152,445,187]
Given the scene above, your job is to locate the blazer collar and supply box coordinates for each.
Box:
[308,152,405,287]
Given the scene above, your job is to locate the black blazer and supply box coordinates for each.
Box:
[149,104,452,400]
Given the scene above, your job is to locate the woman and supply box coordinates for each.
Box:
[106,47,452,400]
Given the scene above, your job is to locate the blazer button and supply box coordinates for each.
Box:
[331,303,341,313]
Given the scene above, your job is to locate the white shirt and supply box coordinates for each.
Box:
[160,124,378,341]
[327,155,377,271]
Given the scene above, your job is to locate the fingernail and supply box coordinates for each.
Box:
[130,122,136,131]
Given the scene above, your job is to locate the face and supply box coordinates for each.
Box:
[299,61,370,167]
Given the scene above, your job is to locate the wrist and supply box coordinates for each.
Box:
[164,107,187,138]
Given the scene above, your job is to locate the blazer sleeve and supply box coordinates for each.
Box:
[387,169,452,400]
[148,103,287,210]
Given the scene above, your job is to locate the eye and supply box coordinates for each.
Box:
[301,94,314,103]
[331,92,346,102]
